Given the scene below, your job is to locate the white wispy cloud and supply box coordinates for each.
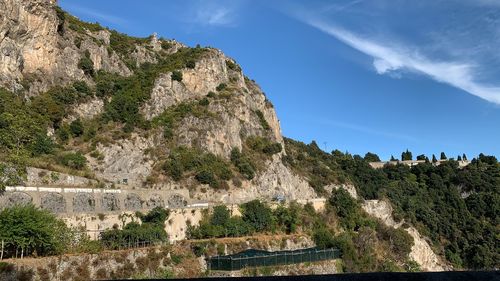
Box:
[320,119,418,142]
[292,13,500,104]
[188,1,242,27]
[196,6,233,26]
[63,4,126,26]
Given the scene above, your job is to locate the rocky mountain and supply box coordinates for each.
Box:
[0,0,316,202]
[2,0,497,274]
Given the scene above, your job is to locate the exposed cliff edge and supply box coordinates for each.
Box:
[0,0,316,203]
[361,199,449,271]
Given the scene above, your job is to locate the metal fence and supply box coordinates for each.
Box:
[207,247,340,271]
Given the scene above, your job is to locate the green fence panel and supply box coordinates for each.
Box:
[208,247,340,271]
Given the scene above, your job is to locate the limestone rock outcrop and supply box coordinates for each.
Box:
[0,0,315,203]
[361,199,448,271]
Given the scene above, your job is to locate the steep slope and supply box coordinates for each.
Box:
[0,0,316,202]
[283,138,499,270]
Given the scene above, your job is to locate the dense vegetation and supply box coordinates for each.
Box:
[163,146,233,189]
[284,138,499,269]
[187,196,417,272]
[0,205,72,258]
[0,205,170,258]
[100,207,169,249]
[187,200,301,239]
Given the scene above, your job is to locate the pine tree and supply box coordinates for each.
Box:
[457,155,462,161]
[440,152,447,160]
[390,155,397,161]
[462,153,467,161]
[432,154,437,163]
[402,149,412,161]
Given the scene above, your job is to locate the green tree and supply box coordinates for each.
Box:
[211,205,230,226]
[416,154,426,161]
[313,228,336,249]
[401,149,412,161]
[141,207,169,225]
[390,155,397,161]
[329,188,366,230]
[274,204,299,233]
[241,200,274,232]
[440,152,447,160]
[364,152,381,162]
[0,205,72,258]
[432,154,438,163]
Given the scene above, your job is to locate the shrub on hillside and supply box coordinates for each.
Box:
[313,228,336,249]
[230,148,256,180]
[58,152,87,170]
[246,136,282,156]
[78,50,95,77]
[163,146,232,188]
[255,110,270,130]
[171,70,183,82]
[69,118,84,137]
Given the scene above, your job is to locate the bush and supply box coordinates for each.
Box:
[109,30,147,59]
[230,148,255,180]
[216,83,227,91]
[163,146,232,188]
[69,118,84,137]
[263,142,282,155]
[56,125,71,143]
[171,71,183,82]
[255,110,270,130]
[59,152,87,170]
[78,51,95,77]
[30,134,55,156]
[185,60,196,69]
[226,60,241,72]
[195,170,216,186]
[72,81,92,97]
[376,223,414,260]
[274,204,299,233]
[313,228,336,249]
[141,207,170,225]
[100,208,168,249]
[161,40,172,50]
[199,97,209,106]
[246,136,282,156]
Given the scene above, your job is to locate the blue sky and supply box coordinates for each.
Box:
[59,0,500,160]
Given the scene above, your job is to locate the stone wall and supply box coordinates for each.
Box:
[0,186,192,214]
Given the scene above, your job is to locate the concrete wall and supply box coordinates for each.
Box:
[369,160,470,169]
[0,186,192,214]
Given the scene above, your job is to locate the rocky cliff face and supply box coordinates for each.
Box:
[0,0,316,202]
[0,0,132,95]
[361,199,449,271]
